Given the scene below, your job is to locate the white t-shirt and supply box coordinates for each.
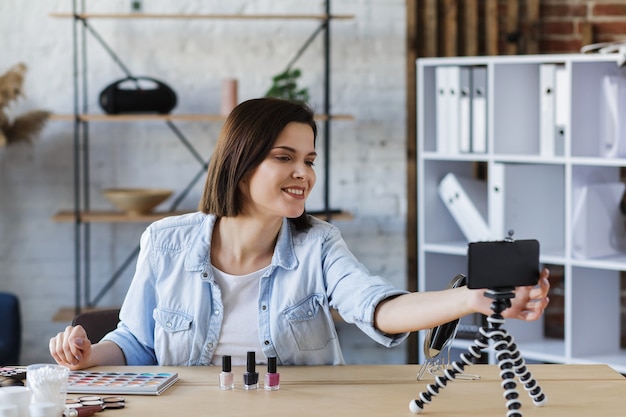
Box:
[210,265,268,366]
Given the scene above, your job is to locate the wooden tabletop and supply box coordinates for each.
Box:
[66,364,626,417]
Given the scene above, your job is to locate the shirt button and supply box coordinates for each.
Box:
[307,310,313,317]
[264,340,270,346]
[261,305,267,311]
[166,322,173,328]
[214,310,220,315]
[208,342,213,348]
[202,272,208,278]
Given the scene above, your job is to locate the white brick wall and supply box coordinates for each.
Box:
[0,0,407,365]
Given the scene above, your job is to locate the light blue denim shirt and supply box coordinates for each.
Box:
[103,212,409,366]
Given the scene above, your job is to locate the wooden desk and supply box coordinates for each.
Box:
[70,365,625,416]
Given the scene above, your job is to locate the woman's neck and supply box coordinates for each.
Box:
[210,216,282,275]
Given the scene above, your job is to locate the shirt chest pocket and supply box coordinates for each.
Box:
[284,294,335,351]
[153,308,194,365]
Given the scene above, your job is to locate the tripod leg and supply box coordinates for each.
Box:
[503,330,547,407]
[487,313,524,417]
[409,332,487,414]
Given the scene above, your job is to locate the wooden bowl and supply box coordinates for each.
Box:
[102,188,173,215]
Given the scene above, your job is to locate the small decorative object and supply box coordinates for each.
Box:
[102,188,173,215]
[264,68,310,103]
[220,78,238,116]
[0,62,51,147]
[99,76,177,114]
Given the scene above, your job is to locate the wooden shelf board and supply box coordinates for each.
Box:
[52,210,354,223]
[50,13,354,20]
[49,114,226,122]
[53,306,121,322]
[49,113,354,122]
[53,210,352,223]
[52,210,192,223]
[309,210,353,221]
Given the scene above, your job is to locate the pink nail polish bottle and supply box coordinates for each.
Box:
[219,355,235,390]
[264,356,280,391]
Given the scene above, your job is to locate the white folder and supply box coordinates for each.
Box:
[438,172,491,242]
[554,65,568,156]
[471,67,487,153]
[447,66,461,155]
[436,66,451,154]
[488,162,505,240]
[459,67,472,153]
[539,64,556,157]
[599,74,626,158]
[435,66,461,154]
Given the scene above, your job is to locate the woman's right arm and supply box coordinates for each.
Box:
[49,325,126,370]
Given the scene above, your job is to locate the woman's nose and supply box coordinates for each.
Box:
[292,162,309,179]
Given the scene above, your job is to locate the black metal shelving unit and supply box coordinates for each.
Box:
[51,1,353,317]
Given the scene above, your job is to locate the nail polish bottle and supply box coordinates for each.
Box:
[264,356,280,391]
[219,355,235,390]
[243,351,258,390]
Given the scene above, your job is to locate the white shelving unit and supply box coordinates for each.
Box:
[417,53,626,374]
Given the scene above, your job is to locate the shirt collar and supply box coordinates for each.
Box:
[185,214,298,272]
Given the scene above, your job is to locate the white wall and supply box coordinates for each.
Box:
[0,0,407,364]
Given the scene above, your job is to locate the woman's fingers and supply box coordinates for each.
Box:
[49,326,91,368]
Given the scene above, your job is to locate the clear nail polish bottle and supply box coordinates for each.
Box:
[219,355,235,390]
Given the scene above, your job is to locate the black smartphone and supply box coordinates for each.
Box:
[467,239,540,290]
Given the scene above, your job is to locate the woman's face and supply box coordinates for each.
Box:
[241,122,317,219]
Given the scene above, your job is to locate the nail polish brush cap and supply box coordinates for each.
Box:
[222,355,231,373]
[267,356,277,373]
[246,351,256,373]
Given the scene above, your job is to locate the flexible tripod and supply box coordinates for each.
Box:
[409,288,547,416]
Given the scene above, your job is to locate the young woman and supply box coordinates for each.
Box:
[49,98,550,369]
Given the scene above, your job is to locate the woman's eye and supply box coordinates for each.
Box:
[306,160,316,167]
[275,155,291,161]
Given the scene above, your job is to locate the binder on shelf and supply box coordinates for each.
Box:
[447,66,460,155]
[438,172,491,242]
[599,74,626,158]
[458,67,472,153]
[488,162,505,240]
[572,182,626,259]
[435,66,460,154]
[554,65,568,156]
[471,66,487,154]
[539,64,556,157]
[435,66,450,154]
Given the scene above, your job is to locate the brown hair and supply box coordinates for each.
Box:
[198,97,317,230]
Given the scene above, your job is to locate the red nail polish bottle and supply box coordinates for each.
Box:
[264,356,279,391]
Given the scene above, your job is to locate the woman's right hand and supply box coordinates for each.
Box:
[49,325,93,370]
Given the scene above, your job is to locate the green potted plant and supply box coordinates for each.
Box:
[264,68,310,103]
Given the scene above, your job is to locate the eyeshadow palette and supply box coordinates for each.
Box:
[0,367,27,380]
[67,371,179,395]
[0,367,27,387]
